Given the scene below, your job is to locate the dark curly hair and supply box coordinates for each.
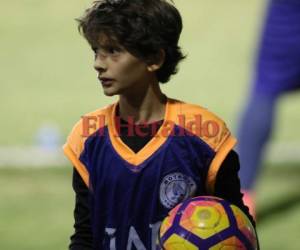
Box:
[77,0,186,83]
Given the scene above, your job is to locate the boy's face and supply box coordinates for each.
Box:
[92,35,155,97]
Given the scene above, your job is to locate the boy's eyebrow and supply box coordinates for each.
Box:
[91,43,123,51]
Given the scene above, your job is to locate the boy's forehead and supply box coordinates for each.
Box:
[94,33,120,47]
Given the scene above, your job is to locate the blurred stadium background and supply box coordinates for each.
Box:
[1,0,299,249]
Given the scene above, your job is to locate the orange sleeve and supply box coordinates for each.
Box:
[172,101,238,194]
[62,105,112,187]
[205,133,237,194]
[63,120,89,187]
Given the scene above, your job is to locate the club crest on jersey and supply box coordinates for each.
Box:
[159,172,197,209]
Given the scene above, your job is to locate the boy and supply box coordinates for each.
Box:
[63,0,255,249]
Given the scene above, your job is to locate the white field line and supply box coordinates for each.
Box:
[0,146,68,168]
[264,142,300,164]
[0,143,299,168]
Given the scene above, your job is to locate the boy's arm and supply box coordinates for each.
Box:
[213,150,256,227]
[69,168,93,250]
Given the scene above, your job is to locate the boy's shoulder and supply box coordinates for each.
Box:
[170,99,235,152]
[63,103,116,157]
[172,99,226,123]
[68,103,114,134]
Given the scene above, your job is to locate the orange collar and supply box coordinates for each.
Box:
[107,98,177,166]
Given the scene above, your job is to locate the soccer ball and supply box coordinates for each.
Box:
[158,196,258,250]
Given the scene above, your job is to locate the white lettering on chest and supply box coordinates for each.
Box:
[105,228,116,250]
[104,222,162,250]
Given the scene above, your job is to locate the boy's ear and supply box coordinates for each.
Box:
[147,49,165,72]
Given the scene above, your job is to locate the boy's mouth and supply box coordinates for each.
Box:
[99,77,114,87]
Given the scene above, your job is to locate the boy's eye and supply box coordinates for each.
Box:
[107,47,121,55]
[91,46,122,57]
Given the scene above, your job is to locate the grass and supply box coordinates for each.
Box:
[256,165,300,250]
[1,165,300,249]
[0,167,74,250]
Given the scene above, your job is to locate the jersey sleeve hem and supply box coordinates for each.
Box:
[205,135,237,194]
[63,143,89,187]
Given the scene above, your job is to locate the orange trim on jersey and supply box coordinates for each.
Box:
[107,98,177,166]
[63,143,90,187]
[62,106,110,187]
[172,102,231,152]
[205,136,237,194]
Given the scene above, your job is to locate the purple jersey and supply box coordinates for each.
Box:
[254,0,300,95]
[63,98,236,249]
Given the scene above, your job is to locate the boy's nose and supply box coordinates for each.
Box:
[94,54,107,72]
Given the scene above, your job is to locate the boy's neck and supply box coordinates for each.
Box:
[118,83,167,124]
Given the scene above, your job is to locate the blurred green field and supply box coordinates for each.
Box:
[1,165,300,250]
[1,0,300,145]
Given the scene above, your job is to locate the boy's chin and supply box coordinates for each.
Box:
[102,88,118,97]
[103,91,116,97]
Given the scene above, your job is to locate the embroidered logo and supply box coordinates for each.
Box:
[160,172,197,209]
